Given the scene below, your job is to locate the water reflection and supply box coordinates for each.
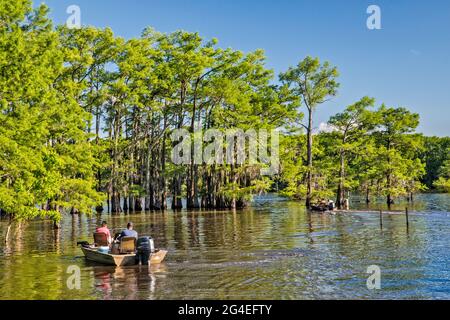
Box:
[0,194,449,299]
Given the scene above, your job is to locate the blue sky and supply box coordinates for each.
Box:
[43,0,450,136]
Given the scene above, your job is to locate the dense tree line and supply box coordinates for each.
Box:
[0,2,448,227]
[0,2,103,226]
[279,102,431,207]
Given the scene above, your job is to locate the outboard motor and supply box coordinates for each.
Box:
[328,201,335,211]
[136,236,155,265]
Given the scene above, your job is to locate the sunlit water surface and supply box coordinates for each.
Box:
[0,193,449,300]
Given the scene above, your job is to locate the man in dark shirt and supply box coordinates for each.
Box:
[118,222,138,240]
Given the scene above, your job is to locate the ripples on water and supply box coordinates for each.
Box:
[0,194,449,300]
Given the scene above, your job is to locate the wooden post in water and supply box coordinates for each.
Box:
[405,207,409,230]
[4,215,12,244]
[4,224,11,244]
[379,210,383,229]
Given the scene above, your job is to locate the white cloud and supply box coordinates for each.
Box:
[317,122,336,133]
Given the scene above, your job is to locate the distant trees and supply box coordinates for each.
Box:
[278,104,429,206]
[434,149,450,192]
[371,106,424,204]
[280,57,339,208]
[327,97,375,208]
[419,137,450,190]
[55,21,297,213]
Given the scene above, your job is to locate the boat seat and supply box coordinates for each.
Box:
[119,236,136,254]
[93,232,109,247]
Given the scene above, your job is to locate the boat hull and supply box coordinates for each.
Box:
[81,246,167,266]
[150,250,167,264]
[310,205,329,212]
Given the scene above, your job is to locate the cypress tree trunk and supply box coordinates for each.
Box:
[111,193,121,213]
[172,103,184,210]
[134,196,143,212]
[336,149,345,208]
[95,104,103,212]
[160,130,167,210]
[386,173,393,206]
[171,175,183,210]
[111,108,122,213]
[386,139,393,206]
[187,79,200,210]
[366,185,370,204]
[4,215,12,244]
[306,107,313,209]
[148,144,155,210]
[145,142,151,210]
[144,174,150,210]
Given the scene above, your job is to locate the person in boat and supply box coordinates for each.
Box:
[95,221,112,245]
[328,200,336,211]
[344,198,350,210]
[116,222,138,241]
[311,199,327,211]
[318,199,327,210]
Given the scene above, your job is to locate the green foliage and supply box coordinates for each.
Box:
[0,0,446,219]
[0,1,104,222]
[371,106,424,201]
[419,137,450,189]
[279,56,339,110]
[279,56,340,206]
[278,133,307,199]
[278,102,428,204]
[434,149,450,192]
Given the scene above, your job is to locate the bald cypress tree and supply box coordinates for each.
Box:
[0,1,104,230]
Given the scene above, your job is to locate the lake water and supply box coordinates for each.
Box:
[0,194,449,300]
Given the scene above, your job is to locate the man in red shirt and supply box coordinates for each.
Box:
[96,221,112,245]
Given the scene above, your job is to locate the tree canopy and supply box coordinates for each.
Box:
[0,1,447,226]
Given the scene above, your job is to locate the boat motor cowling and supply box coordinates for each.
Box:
[136,236,155,265]
[137,236,155,253]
